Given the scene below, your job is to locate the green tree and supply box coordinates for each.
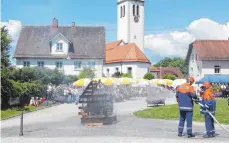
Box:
[1,26,12,68]
[163,74,177,80]
[143,73,154,80]
[154,57,173,67]
[1,27,13,108]
[78,68,95,79]
[63,75,78,84]
[154,57,188,76]
[169,57,188,76]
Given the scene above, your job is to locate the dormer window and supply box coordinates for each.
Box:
[56,42,63,51]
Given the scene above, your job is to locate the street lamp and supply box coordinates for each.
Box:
[120,62,123,74]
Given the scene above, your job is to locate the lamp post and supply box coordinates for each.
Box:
[19,111,23,136]
[120,62,123,75]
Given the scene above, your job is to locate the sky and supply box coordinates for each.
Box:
[1,0,229,64]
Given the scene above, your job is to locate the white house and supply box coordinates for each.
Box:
[103,0,150,79]
[104,40,150,79]
[185,40,229,81]
[14,18,105,77]
[15,0,150,79]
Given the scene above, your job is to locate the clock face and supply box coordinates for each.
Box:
[134,16,139,23]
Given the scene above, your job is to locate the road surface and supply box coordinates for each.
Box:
[1,97,229,143]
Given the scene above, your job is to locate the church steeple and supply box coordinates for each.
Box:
[117,0,145,51]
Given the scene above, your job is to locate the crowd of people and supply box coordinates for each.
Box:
[196,83,229,98]
[29,97,46,107]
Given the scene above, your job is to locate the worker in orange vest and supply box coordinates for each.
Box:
[200,82,216,138]
[176,77,199,138]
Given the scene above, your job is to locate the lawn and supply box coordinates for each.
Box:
[1,105,38,120]
[134,99,229,124]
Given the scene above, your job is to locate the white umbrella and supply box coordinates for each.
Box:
[172,79,186,88]
[136,79,150,87]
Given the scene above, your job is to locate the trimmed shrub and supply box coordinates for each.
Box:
[121,73,132,78]
[143,73,154,80]
[163,74,177,80]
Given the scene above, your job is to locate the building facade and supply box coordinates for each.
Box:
[104,40,150,79]
[185,40,229,81]
[117,0,144,52]
[103,0,150,79]
[150,66,183,79]
[14,18,105,77]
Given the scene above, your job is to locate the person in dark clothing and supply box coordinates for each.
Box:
[176,77,199,138]
[200,82,216,138]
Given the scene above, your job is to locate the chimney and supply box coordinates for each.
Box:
[52,18,58,28]
[72,22,75,27]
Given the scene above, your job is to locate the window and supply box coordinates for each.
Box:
[127,67,132,74]
[56,42,63,51]
[115,67,119,73]
[133,5,135,16]
[136,5,139,16]
[123,5,125,17]
[120,6,122,17]
[74,61,82,69]
[23,61,30,67]
[88,62,96,69]
[56,61,63,69]
[214,65,220,73]
[37,61,44,67]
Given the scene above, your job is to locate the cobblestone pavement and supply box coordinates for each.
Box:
[1,97,229,143]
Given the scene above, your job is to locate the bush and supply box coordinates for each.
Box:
[63,75,78,84]
[121,73,132,78]
[78,68,95,79]
[143,73,154,80]
[112,72,121,78]
[163,74,176,80]
[10,67,65,85]
[1,67,14,109]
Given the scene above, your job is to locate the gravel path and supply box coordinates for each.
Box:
[1,97,229,143]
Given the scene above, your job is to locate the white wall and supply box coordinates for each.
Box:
[117,1,128,44]
[117,0,144,51]
[189,48,229,81]
[188,48,202,81]
[103,62,150,79]
[51,35,69,55]
[16,58,103,77]
[128,1,144,52]
[151,71,158,78]
[202,60,229,76]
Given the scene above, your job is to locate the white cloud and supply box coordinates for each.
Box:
[0,20,22,46]
[145,18,229,58]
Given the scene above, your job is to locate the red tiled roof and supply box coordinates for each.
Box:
[150,66,183,78]
[185,40,229,64]
[106,40,123,51]
[149,66,160,71]
[105,41,150,64]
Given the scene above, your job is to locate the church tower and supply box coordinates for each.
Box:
[117,0,144,52]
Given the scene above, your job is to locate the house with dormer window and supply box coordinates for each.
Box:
[14,18,105,77]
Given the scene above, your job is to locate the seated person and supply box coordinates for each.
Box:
[29,97,35,106]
